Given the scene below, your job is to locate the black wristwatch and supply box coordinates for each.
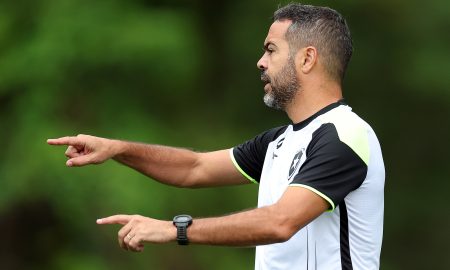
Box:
[173,214,193,245]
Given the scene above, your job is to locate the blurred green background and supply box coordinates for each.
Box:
[0,0,449,269]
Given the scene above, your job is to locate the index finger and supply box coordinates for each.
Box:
[47,136,81,146]
[97,215,132,225]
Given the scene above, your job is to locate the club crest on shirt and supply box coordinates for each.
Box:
[288,148,305,180]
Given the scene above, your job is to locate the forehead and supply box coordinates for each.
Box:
[264,20,292,44]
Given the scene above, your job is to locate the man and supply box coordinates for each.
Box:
[48,3,384,270]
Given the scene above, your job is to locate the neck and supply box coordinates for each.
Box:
[285,80,343,124]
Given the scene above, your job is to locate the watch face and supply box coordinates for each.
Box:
[177,216,190,222]
[174,214,192,224]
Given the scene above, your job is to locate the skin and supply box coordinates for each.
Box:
[257,20,343,123]
[47,20,341,252]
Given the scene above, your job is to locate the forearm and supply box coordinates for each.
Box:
[187,206,294,246]
[112,140,200,187]
[97,187,328,251]
[48,134,246,187]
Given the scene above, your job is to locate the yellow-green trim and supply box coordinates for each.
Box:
[229,148,258,184]
[319,112,370,165]
[289,184,335,211]
[336,124,370,165]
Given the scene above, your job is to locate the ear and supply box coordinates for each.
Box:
[296,46,317,74]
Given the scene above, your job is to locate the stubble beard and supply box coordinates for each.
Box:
[262,56,300,111]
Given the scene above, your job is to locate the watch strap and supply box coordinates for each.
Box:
[177,225,189,245]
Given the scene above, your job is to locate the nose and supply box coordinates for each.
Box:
[257,54,267,70]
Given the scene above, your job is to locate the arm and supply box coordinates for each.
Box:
[47,134,248,187]
[97,186,328,251]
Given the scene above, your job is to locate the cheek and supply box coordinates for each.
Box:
[266,61,278,75]
[268,53,288,73]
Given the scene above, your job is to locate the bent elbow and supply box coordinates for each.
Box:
[273,225,297,243]
[268,211,298,243]
[173,176,197,188]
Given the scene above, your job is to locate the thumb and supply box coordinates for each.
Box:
[66,154,95,167]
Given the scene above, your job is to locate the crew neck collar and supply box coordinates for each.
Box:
[292,99,346,131]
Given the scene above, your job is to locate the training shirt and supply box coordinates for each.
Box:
[230,100,385,270]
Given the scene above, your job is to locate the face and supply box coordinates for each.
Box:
[257,20,300,110]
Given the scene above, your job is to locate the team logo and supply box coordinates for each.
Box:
[276,137,285,149]
[272,137,285,159]
[288,148,305,180]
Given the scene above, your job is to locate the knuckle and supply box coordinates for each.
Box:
[128,239,135,247]
[130,238,140,247]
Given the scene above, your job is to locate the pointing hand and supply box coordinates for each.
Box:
[97,215,176,252]
[47,134,119,167]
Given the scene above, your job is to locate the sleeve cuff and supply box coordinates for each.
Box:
[289,183,336,211]
[229,148,258,184]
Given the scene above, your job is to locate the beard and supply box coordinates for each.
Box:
[261,56,300,110]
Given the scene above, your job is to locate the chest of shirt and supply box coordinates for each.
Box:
[258,125,317,205]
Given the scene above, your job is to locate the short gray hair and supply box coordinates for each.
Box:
[273,3,353,83]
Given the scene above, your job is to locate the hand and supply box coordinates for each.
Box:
[97,215,176,252]
[47,134,119,167]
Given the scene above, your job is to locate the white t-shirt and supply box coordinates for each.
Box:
[231,101,385,270]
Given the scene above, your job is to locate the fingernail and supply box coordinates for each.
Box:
[96,219,102,224]
[67,161,73,167]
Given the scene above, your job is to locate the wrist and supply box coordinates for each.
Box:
[110,139,127,158]
[167,221,178,242]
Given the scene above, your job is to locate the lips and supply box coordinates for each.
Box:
[261,72,271,84]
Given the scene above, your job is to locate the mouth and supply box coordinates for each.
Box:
[260,71,270,84]
[261,76,271,92]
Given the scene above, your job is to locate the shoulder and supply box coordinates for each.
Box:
[231,124,290,183]
[258,125,289,143]
[316,105,372,165]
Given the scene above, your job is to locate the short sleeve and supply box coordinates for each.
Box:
[232,125,288,183]
[290,123,368,210]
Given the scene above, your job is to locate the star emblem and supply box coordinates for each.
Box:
[288,148,305,180]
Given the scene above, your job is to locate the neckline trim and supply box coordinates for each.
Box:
[292,99,346,131]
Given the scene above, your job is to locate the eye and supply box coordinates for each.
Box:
[264,47,274,55]
[263,44,276,55]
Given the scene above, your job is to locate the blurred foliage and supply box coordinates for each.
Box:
[0,0,449,269]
